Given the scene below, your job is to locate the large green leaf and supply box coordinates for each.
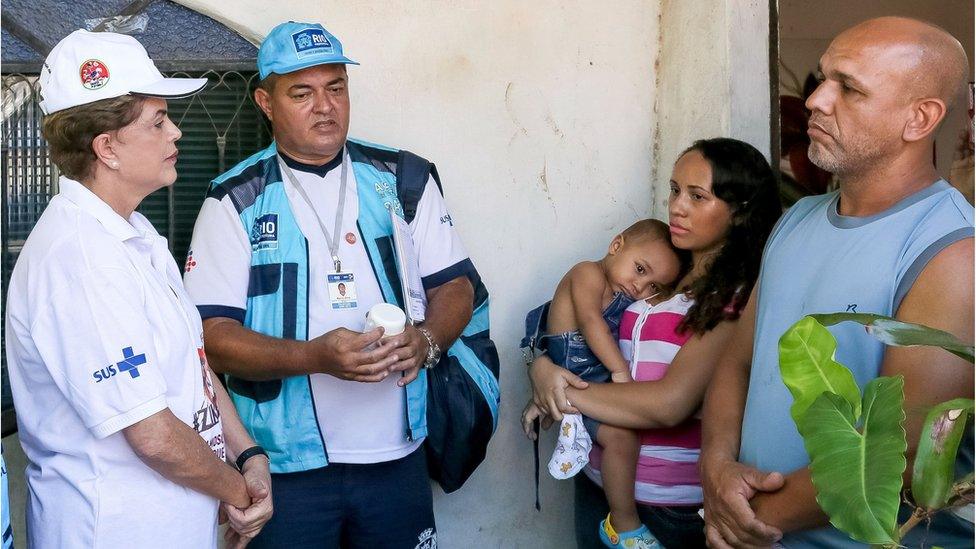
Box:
[810,313,975,363]
[799,377,907,544]
[779,316,862,423]
[911,398,975,510]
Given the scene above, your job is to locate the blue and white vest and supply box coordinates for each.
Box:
[207,138,499,473]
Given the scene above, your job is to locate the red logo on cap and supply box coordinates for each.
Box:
[79,59,110,90]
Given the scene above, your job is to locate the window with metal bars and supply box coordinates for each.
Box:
[0,70,272,435]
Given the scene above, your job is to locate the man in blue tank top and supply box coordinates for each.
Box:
[184,21,495,548]
[700,17,973,548]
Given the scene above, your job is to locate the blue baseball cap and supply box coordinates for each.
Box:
[257,21,358,80]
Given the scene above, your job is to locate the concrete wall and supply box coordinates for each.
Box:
[778,0,975,180]
[651,0,770,219]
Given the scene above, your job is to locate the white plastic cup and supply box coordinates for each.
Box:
[363,303,406,338]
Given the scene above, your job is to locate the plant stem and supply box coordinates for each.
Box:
[894,484,973,544]
[896,507,929,541]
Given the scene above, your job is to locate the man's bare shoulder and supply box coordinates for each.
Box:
[907,237,973,306]
[885,237,973,375]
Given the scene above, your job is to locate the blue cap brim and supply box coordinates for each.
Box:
[260,56,359,80]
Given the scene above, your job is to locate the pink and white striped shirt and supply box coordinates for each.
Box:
[583,293,702,506]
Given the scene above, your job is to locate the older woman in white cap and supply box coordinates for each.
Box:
[4,30,272,548]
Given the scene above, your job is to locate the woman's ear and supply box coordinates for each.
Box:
[91,132,120,170]
[729,201,749,227]
[730,211,745,227]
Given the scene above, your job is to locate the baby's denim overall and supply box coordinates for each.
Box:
[521,291,635,438]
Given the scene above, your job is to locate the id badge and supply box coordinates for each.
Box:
[328,272,358,309]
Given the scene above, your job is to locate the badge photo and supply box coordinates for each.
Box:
[327,272,358,309]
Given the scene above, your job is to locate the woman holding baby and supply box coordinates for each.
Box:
[528,137,782,548]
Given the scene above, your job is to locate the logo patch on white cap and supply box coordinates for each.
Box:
[291,28,333,59]
[79,59,110,90]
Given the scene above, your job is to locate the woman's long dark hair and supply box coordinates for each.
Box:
[678,138,782,335]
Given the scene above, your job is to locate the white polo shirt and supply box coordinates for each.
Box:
[184,149,470,464]
[5,177,225,549]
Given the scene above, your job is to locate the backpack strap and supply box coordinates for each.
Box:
[396,150,443,224]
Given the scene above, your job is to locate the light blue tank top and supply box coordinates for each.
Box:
[740,180,974,548]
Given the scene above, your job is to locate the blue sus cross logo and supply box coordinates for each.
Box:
[93,346,147,383]
[117,346,147,379]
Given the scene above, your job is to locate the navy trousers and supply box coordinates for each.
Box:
[251,447,436,549]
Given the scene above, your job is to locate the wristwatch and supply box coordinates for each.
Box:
[418,326,441,369]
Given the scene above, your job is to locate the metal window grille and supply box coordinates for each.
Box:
[0,70,272,435]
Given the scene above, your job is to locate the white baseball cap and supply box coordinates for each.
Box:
[39,29,207,115]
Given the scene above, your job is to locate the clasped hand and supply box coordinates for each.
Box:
[306,325,429,386]
[527,355,589,421]
[220,457,273,549]
[521,355,591,439]
[700,456,784,548]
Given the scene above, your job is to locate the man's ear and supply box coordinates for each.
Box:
[254,87,274,122]
[903,97,946,143]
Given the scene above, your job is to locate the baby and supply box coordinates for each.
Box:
[521,219,682,549]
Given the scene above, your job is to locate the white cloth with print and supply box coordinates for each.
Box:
[548,413,593,479]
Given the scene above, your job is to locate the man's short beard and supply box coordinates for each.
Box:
[808,136,889,178]
[808,142,844,174]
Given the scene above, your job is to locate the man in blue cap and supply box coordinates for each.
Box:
[184,21,495,547]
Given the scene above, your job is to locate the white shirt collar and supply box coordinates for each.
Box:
[58,176,158,242]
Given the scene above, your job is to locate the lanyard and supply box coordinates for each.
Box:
[278,154,348,273]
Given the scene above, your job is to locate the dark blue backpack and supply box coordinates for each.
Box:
[397,150,500,493]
